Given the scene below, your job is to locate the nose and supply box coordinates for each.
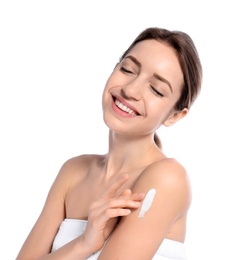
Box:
[121,79,142,101]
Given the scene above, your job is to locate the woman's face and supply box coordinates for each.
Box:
[102,39,186,136]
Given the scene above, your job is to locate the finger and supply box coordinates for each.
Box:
[94,207,132,224]
[90,197,142,221]
[110,199,141,209]
[90,208,131,232]
[102,174,129,198]
[119,191,146,201]
[89,192,145,217]
[120,188,132,196]
[104,208,131,219]
[95,198,142,217]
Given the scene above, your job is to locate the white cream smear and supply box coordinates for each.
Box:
[138,188,156,218]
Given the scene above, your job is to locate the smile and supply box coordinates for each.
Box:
[111,95,140,117]
[114,99,138,116]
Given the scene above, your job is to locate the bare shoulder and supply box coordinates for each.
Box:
[56,154,103,183]
[133,158,192,213]
[99,158,191,259]
[138,158,190,187]
[16,154,103,259]
[60,154,96,172]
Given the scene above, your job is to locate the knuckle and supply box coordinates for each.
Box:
[104,209,111,218]
[107,199,116,208]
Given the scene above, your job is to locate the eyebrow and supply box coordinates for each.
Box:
[124,55,142,68]
[124,55,173,93]
[153,73,173,93]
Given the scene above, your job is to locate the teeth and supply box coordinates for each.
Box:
[115,99,137,116]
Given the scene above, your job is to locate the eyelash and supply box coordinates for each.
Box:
[150,85,164,97]
[120,66,133,74]
[120,66,163,97]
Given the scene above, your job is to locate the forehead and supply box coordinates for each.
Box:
[126,39,184,90]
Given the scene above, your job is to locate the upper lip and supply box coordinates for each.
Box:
[112,94,140,115]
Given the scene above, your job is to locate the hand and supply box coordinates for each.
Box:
[82,174,145,253]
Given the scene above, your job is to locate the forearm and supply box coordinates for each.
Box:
[45,237,93,260]
[17,235,94,260]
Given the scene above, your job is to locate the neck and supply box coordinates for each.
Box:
[103,130,161,176]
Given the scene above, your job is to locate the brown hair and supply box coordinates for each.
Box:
[119,27,203,149]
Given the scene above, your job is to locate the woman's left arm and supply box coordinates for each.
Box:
[98,158,192,260]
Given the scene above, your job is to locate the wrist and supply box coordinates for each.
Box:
[75,234,97,258]
[80,232,103,256]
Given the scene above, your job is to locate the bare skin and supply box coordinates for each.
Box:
[16,39,191,260]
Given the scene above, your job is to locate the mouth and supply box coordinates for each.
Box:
[112,95,140,116]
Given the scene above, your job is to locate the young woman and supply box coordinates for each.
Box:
[16,27,202,260]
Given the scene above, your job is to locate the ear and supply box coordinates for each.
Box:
[164,108,188,127]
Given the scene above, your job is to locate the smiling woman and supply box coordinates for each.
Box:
[16,27,202,260]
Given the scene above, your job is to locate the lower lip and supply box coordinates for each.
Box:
[111,99,137,118]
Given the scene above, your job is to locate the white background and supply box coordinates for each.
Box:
[1,1,240,259]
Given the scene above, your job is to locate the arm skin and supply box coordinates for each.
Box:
[98,158,192,260]
[16,157,144,260]
[16,158,90,260]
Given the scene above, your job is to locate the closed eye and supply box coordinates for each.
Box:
[120,66,134,74]
[150,85,164,97]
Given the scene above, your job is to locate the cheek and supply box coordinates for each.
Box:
[102,76,113,104]
[105,70,117,87]
[146,101,173,125]
[102,71,122,107]
[103,77,111,94]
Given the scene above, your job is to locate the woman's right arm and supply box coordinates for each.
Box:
[16,158,144,260]
[16,157,94,260]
